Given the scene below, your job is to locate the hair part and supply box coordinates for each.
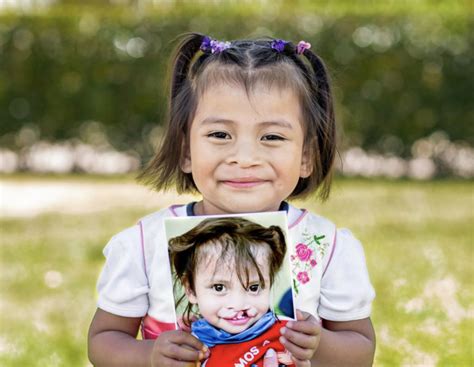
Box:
[168,217,287,326]
[138,33,336,200]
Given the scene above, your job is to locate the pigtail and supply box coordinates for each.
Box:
[170,33,205,100]
[137,33,204,193]
[168,234,199,328]
[267,225,287,284]
[301,49,337,200]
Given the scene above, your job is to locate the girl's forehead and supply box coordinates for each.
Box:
[193,82,303,124]
[198,81,299,100]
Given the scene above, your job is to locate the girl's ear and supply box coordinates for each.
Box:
[180,143,192,173]
[300,149,313,178]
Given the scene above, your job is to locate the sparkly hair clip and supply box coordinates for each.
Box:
[200,36,231,54]
[296,40,311,55]
[271,39,288,53]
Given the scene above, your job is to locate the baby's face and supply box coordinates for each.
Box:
[186,245,271,334]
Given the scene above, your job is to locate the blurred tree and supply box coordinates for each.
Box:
[0,1,472,161]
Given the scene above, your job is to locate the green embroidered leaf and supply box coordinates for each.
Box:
[293,278,299,295]
[313,234,325,244]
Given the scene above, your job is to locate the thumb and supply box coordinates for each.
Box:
[296,309,311,321]
[263,348,278,367]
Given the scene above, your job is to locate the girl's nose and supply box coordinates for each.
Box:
[226,140,261,167]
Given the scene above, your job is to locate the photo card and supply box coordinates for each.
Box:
[164,211,296,331]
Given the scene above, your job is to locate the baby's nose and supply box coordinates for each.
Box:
[227,294,250,310]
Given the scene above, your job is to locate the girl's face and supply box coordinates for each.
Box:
[181,83,312,215]
[186,245,272,334]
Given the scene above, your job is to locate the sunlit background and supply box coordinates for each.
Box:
[0,1,472,366]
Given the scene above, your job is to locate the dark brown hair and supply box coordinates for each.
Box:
[138,33,336,200]
[168,217,286,324]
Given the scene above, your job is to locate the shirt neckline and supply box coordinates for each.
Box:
[186,201,289,216]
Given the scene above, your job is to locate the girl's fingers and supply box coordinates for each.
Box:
[168,331,207,352]
[160,332,208,362]
[296,310,310,320]
[163,343,202,362]
[279,336,315,361]
[280,326,318,349]
[285,317,320,335]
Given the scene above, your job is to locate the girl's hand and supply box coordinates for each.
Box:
[151,330,209,367]
[280,310,321,367]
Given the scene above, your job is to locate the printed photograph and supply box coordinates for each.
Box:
[164,211,296,366]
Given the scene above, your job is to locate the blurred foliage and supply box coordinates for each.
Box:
[0,1,473,161]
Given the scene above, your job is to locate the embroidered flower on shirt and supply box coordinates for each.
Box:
[295,243,313,261]
[297,271,310,284]
[291,230,330,295]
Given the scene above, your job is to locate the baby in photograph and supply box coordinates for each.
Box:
[169,217,294,366]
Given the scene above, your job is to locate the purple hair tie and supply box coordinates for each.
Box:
[271,39,288,53]
[200,36,231,54]
[200,36,212,52]
[296,40,311,55]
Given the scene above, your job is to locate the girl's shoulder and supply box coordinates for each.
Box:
[288,204,336,234]
[105,204,187,249]
[138,204,187,226]
[288,204,364,254]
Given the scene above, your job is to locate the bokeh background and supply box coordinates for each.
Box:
[0,0,472,366]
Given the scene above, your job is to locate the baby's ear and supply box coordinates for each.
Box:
[300,149,313,178]
[184,281,198,304]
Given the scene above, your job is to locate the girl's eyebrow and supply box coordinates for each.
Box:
[200,116,294,130]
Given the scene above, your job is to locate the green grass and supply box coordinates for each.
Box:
[1,177,472,366]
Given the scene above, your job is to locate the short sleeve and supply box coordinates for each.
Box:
[96,226,150,317]
[318,228,375,321]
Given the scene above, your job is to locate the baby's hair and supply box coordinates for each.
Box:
[139,33,336,200]
[168,217,287,325]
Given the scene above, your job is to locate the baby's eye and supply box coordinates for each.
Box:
[213,284,226,292]
[248,284,260,293]
[261,134,285,141]
[208,131,230,139]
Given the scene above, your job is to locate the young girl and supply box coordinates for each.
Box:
[88,33,376,367]
[168,216,293,366]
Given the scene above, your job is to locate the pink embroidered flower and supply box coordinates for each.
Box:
[297,271,310,284]
[296,243,313,262]
[310,259,317,267]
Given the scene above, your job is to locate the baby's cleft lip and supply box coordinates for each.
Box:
[223,315,251,326]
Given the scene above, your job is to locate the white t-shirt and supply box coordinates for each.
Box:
[96,203,375,337]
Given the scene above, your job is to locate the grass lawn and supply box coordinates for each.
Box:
[0,176,472,366]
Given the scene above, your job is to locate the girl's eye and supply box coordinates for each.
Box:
[208,131,230,139]
[262,134,285,141]
[248,284,260,293]
[213,284,225,292]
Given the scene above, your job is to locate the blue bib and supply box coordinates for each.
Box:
[191,311,276,347]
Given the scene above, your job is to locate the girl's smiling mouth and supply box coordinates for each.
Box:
[222,178,269,188]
